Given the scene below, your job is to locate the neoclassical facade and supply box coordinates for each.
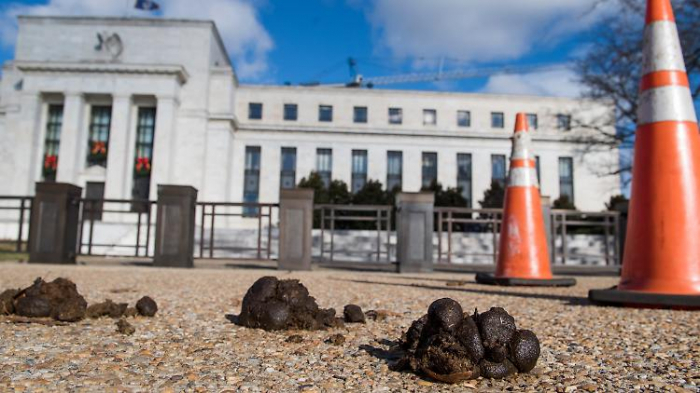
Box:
[0,16,620,211]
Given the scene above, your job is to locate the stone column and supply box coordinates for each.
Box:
[396,192,434,273]
[104,95,132,200]
[56,92,85,184]
[150,96,178,195]
[541,195,553,264]
[278,188,314,271]
[28,182,82,264]
[153,185,197,268]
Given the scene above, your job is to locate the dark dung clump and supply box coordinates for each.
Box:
[13,278,87,322]
[237,276,341,331]
[395,299,540,384]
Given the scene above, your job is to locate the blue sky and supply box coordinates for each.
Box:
[0,0,621,97]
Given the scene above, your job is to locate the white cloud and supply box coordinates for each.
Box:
[363,0,617,65]
[481,68,585,98]
[0,0,273,79]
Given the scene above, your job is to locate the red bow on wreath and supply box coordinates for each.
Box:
[91,141,107,155]
[135,157,151,172]
[44,155,58,170]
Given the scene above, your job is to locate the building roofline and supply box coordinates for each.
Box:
[17,15,234,70]
[237,83,608,104]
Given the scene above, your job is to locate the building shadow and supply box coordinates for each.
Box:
[333,278,591,307]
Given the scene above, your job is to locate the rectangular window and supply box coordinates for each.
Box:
[457,153,472,208]
[353,106,368,123]
[423,109,437,125]
[280,147,297,189]
[86,106,112,168]
[557,114,572,131]
[389,107,402,124]
[457,110,471,127]
[248,102,262,120]
[559,157,575,203]
[351,150,368,193]
[535,156,541,184]
[243,146,261,216]
[132,107,157,210]
[491,112,505,128]
[491,154,507,188]
[316,148,332,188]
[387,151,403,192]
[527,113,538,130]
[283,104,297,121]
[42,104,64,182]
[319,105,333,122]
[422,152,438,188]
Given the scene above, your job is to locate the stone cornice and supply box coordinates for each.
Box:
[234,124,594,144]
[15,61,189,85]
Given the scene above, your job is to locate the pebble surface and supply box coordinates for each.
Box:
[0,262,698,392]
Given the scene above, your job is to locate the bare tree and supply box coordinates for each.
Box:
[573,0,700,177]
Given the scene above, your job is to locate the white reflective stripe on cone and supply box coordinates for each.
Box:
[508,167,539,188]
[642,21,686,75]
[637,85,698,125]
[511,133,533,160]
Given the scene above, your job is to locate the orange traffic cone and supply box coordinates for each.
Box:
[476,113,575,287]
[589,0,700,308]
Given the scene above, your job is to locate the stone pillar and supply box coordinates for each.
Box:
[153,185,197,268]
[396,192,434,273]
[28,182,82,264]
[150,96,178,194]
[104,95,132,199]
[541,195,553,264]
[56,92,85,184]
[278,188,313,271]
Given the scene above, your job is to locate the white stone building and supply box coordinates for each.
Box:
[0,16,620,211]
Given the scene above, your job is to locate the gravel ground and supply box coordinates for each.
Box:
[0,262,698,392]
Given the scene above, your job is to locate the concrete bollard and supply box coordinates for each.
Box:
[28,182,82,264]
[153,185,198,268]
[278,188,314,271]
[396,192,434,273]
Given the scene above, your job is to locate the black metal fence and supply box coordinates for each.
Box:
[314,204,394,263]
[0,196,33,253]
[195,202,277,260]
[78,198,156,257]
[551,210,620,266]
[435,207,503,264]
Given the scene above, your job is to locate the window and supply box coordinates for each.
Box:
[243,146,261,216]
[387,151,403,192]
[491,154,507,187]
[316,148,332,188]
[283,104,297,121]
[527,113,538,130]
[389,107,402,124]
[319,105,333,122]
[132,107,157,209]
[457,110,471,127]
[248,102,262,120]
[423,109,437,125]
[557,114,572,131]
[559,157,574,203]
[351,150,368,193]
[422,152,438,188]
[86,106,112,168]
[535,156,541,184]
[353,106,368,123]
[491,112,505,129]
[280,147,297,189]
[42,104,64,182]
[457,153,472,208]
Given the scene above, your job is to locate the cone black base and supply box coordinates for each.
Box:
[475,273,576,287]
[589,287,700,309]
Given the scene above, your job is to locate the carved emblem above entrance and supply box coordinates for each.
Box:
[94,32,123,60]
